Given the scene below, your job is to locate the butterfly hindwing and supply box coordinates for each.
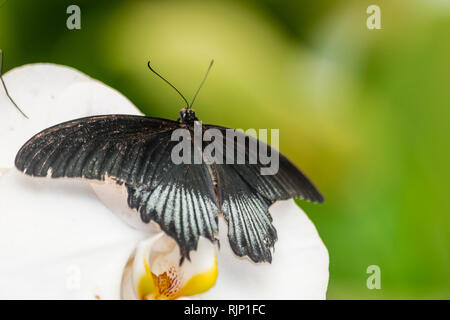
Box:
[125,153,219,259]
[213,164,277,263]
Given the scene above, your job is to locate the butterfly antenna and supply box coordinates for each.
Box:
[0,50,28,119]
[190,59,214,108]
[147,61,189,109]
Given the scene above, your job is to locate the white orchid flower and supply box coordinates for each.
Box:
[0,63,329,299]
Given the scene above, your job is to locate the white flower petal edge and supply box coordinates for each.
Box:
[121,233,218,300]
[0,63,142,168]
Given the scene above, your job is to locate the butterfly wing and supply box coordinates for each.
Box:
[210,163,275,262]
[206,125,324,203]
[125,162,219,259]
[203,125,323,262]
[15,115,219,259]
[15,116,324,263]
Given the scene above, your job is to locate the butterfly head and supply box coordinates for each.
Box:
[179,108,198,124]
[147,60,213,125]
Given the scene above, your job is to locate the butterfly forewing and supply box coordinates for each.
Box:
[206,125,324,203]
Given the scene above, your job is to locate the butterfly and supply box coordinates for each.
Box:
[14,60,324,263]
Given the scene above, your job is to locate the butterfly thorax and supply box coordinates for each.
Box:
[179,108,198,124]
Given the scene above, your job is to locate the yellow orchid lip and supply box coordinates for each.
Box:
[138,254,218,300]
[121,233,218,300]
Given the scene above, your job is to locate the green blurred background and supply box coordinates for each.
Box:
[1,0,450,299]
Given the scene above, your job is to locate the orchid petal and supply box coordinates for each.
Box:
[0,169,148,299]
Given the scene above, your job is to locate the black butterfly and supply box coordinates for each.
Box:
[14,61,324,263]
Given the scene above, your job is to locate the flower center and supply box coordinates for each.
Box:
[123,233,218,300]
[150,269,181,300]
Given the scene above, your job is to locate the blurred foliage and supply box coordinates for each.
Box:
[1,0,450,299]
